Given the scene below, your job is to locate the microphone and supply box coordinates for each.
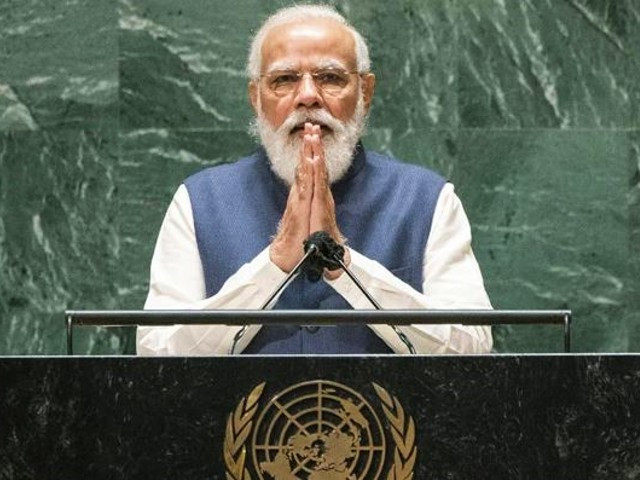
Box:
[302,231,344,282]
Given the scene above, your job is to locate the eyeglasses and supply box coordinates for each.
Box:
[260,68,360,96]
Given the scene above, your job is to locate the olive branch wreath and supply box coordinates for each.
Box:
[223,382,265,480]
[223,382,416,480]
[373,383,417,480]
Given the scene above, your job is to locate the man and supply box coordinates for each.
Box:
[137,5,492,355]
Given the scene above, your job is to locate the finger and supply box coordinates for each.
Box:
[310,132,325,166]
[311,132,322,158]
[302,133,315,177]
[294,163,304,192]
[303,132,314,162]
[297,134,312,187]
[311,134,328,189]
[310,136,329,228]
[292,136,313,212]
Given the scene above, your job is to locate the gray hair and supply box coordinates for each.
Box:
[246,4,371,80]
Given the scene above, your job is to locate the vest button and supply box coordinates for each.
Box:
[304,326,320,333]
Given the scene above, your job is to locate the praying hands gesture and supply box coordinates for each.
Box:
[269,123,350,279]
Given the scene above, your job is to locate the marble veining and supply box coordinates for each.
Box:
[0,0,117,130]
[0,0,638,354]
[458,0,638,128]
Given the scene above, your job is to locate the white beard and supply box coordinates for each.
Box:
[250,93,367,185]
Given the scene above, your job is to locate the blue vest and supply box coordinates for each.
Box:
[184,144,445,354]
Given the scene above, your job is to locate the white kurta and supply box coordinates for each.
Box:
[137,182,493,355]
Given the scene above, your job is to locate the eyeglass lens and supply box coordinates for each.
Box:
[266,69,354,95]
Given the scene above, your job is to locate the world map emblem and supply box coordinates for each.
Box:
[223,380,417,479]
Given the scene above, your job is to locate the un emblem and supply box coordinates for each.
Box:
[223,380,416,479]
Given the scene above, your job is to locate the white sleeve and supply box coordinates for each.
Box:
[136,185,287,356]
[326,183,493,354]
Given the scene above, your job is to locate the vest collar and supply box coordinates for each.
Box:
[334,141,366,187]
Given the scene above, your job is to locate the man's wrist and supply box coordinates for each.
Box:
[269,240,300,273]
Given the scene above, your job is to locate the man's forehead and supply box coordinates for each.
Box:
[260,19,356,72]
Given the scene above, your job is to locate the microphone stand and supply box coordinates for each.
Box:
[228,245,319,354]
[329,254,417,355]
[303,231,416,354]
[229,231,416,355]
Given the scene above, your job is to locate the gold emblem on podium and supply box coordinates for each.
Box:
[223,380,416,479]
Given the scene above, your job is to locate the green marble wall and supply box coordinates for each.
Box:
[1,0,638,354]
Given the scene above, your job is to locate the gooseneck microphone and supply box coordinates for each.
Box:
[229,231,416,354]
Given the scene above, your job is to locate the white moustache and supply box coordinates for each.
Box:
[278,109,344,136]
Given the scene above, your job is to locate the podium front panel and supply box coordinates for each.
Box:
[1,355,638,479]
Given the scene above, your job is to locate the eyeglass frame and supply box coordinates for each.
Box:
[257,68,365,97]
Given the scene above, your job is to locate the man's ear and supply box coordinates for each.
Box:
[361,73,376,112]
[249,81,259,114]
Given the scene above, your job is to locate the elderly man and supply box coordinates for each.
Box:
[137,5,492,355]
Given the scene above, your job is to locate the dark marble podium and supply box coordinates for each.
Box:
[1,355,639,479]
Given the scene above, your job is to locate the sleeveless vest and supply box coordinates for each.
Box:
[184,144,445,354]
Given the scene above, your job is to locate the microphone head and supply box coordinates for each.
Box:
[302,231,345,282]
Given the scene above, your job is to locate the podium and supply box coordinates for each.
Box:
[3,310,637,478]
[1,354,639,479]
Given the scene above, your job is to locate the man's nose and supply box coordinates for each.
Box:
[294,73,322,108]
